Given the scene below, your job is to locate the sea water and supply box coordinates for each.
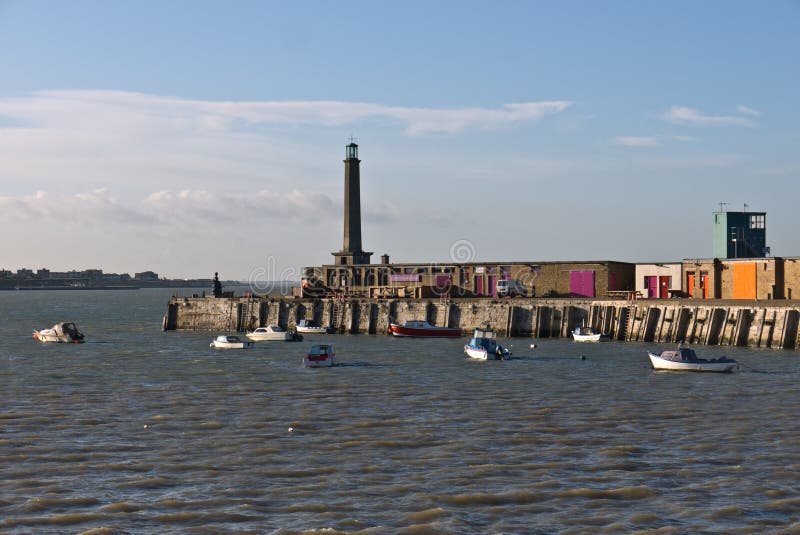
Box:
[2,289,800,534]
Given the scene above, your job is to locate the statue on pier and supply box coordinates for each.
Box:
[212,272,223,298]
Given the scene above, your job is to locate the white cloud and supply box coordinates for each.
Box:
[0,186,423,234]
[0,90,571,137]
[661,106,754,127]
[611,136,661,148]
[736,105,761,116]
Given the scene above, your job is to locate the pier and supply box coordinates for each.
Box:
[163,296,800,350]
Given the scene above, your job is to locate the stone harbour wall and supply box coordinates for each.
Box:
[163,296,800,350]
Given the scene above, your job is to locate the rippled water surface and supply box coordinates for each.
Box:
[2,290,800,534]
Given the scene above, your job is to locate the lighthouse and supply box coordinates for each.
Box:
[332,141,372,266]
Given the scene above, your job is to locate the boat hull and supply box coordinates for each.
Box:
[211,341,255,349]
[389,324,462,338]
[464,345,489,360]
[246,333,293,341]
[464,345,510,360]
[296,327,333,335]
[303,356,335,368]
[33,332,84,343]
[572,333,603,342]
[648,352,737,372]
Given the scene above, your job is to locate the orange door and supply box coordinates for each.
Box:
[700,274,709,299]
[733,262,757,299]
[687,274,695,297]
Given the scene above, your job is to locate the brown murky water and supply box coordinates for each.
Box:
[2,290,800,534]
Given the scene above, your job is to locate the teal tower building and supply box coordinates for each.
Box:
[713,210,767,258]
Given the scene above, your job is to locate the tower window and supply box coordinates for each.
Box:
[749,215,765,229]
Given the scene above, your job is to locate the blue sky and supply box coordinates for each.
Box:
[0,1,798,279]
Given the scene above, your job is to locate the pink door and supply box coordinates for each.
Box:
[569,271,595,297]
[435,275,451,295]
[647,276,658,298]
[488,275,497,297]
[474,276,483,296]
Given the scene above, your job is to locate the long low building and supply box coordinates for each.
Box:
[303,259,636,299]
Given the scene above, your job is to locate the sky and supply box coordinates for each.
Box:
[0,1,798,280]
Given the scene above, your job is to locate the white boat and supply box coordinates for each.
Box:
[210,335,254,349]
[296,320,333,335]
[572,326,608,342]
[464,328,511,360]
[648,346,738,372]
[33,322,85,343]
[246,325,303,342]
[303,344,336,368]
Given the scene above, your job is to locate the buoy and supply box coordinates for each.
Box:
[529,343,537,349]
[288,427,294,432]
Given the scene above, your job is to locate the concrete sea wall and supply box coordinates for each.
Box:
[164,296,800,350]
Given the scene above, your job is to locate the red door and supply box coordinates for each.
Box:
[488,275,497,297]
[659,276,670,299]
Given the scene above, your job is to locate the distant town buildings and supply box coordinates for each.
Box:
[0,268,215,290]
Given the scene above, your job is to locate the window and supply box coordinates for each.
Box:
[750,215,765,229]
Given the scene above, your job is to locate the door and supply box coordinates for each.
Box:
[488,275,497,297]
[733,262,756,299]
[659,276,670,299]
[569,270,595,298]
[474,276,483,296]
[435,275,451,296]
[700,273,709,299]
[687,273,695,297]
[646,276,658,298]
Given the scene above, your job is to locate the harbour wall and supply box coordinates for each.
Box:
[164,296,800,350]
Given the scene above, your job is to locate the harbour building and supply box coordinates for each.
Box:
[713,209,768,259]
[302,142,636,299]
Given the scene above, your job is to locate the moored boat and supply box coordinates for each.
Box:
[464,328,511,360]
[303,344,336,368]
[388,320,462,338]
[246,325,303,342]
[572,326,608,342]
[210,335,254,349]
[33,322,85,343]
[648,346,737,372]
[296,319,334,335]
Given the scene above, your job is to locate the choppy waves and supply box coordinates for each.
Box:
[2,290,800,533]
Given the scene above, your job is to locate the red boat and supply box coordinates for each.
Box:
[388,320,462,338]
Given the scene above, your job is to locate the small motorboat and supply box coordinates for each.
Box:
[246,325,303,342]
[303,344,336,368]
[296,319,334,335]
[33,322,85,343]
[464,328,511,360]
[210,335,254,349]
[648,346,738,372]
[572,326,608,342]
[388,320,462,338]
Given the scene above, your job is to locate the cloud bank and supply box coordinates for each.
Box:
[0,90,571,136]
[611,136,661,148]
[661,106,754,127]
